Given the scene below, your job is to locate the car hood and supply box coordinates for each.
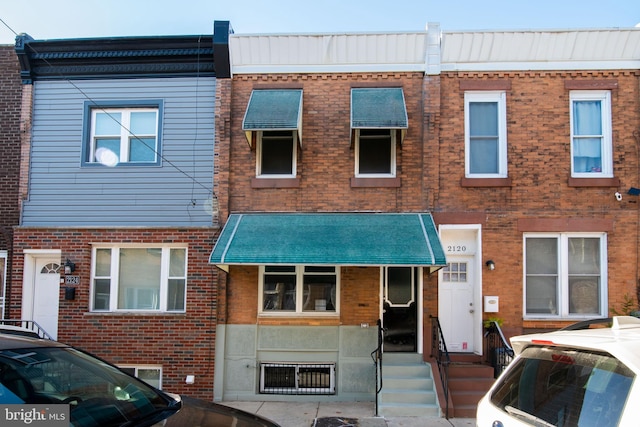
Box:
[158,395,280,427]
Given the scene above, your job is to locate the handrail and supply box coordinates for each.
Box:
[0,319,54,340]
[370,319,383,417]
[484,320,514,378]
[430,316,451,419]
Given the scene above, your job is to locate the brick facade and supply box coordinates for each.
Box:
[438,70,640,333]
[0,46,22,318]
[10,227,219,400]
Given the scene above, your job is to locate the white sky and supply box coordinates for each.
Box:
[1,0,639,45]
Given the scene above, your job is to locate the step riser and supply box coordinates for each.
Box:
[448,379,495,392]
[383,378,433,390]
[381,391,436,405]
[383,365,431,377]
[379,404,440,417]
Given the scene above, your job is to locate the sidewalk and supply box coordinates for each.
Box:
[223,401,476,427]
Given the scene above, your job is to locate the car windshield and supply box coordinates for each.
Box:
[490,345,635,427]
[0,345,177,427]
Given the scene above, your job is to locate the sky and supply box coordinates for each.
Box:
[1,0,638,45]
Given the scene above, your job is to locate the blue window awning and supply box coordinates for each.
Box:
[210,213,446,273]
[242,89,303,147]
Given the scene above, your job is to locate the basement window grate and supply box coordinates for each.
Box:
[259,363,336,395]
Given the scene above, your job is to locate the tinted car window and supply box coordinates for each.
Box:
[0,346,177,426]
[490,346,634,427]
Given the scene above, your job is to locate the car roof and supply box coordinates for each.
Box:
[0,333,68,351]
[511,316,640,372]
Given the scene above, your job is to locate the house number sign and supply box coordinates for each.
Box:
[65,275,80,285]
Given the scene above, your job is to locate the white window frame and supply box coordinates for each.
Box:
[119,365,163,389]
[464,91,508,178]
[89,107,159,165]
[523,232,608,320]
[258,265,340,316]
[256,130,297,178]
[354,129,397,178]
[90,245,188,313]
[569,90,613,178]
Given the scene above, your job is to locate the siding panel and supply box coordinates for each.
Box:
[23,77,216,226]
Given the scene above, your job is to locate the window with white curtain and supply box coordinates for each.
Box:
[570,91,612,177]
[91,246,187,312]
[464,92,508,178]
[524,233,607,318]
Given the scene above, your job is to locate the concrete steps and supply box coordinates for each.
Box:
[447,354,495,418]
[379,353,440,417]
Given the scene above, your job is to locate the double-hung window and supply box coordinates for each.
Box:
[260,266,338,315]
[351,88,407,179]
[570,91,612,177]
[91,245,187,312]
[256,131,297,177]
[242,89,302,179]
[464,92,508,178]
[84,102,162,166]
[524,233,607,318]
[355,129,396,177]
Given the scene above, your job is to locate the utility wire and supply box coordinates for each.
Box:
[0,15,215,197]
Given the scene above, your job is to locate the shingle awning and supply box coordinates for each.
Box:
[351,87,408,143]
[210,213,446,273]
[242,89,303,147]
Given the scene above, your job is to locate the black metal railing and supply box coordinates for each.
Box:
[430,316,451,419]
[370,319,383,416]
[0,319,53,340]
[484,321,514,378]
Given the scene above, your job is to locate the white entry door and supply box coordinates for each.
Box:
[25,258,61,340]
[438,255,475,352]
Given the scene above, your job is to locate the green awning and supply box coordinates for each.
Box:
[210,213,446,272]
[351,88,408,129]
[242,89,303,147]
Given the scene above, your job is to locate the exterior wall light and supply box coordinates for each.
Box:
[64,259,76,274]
[485,260,495,271]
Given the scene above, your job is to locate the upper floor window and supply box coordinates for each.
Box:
[351,88,407,179]
[570,91,612,177]
[464,91,507,178]
[524,233,607,319]
[243,89,303,179]
[259,265,339,315]
[84,102,162,167]
[355,129,396,177]
[256,130,297,177]
[91,245,187,312]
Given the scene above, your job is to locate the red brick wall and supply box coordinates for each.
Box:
[0,47,22,317]
[438,71,640,332]
[224,73,428,216]
[10,227,219,400]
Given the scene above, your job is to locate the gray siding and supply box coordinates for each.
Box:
[23,78,216,227]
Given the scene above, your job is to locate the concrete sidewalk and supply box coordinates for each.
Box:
[223,401,475,427]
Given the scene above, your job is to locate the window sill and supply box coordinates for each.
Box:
[460,177,512,187]
[568,177,619,187]
[351,177,401,188]
[251,177,300,188]
[85,311,186,316]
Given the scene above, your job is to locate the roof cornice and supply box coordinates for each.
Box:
[15,21,232,83]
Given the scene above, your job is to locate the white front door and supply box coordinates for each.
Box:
[439,255,475,352]
[23,257,61,340]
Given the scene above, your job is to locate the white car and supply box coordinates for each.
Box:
[477,316,640,427]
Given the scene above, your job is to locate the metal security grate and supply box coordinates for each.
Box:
[259,363,335,395]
